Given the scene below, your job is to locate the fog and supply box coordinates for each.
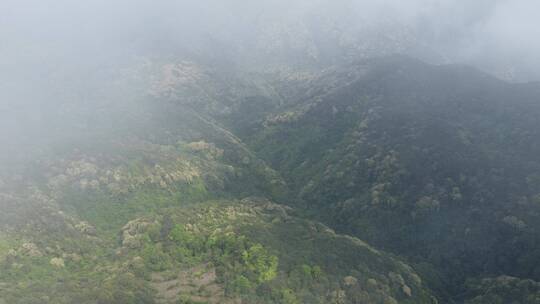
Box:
[2,0,540,75]
[1,0,539,163]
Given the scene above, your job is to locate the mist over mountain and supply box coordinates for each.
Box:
[3,0,540,74]
[1,1,540,303]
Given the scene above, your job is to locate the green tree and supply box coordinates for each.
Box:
[242,244,278,283]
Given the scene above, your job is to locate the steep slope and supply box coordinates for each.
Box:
[0,139,435,304]
[0,66,436,303]
[3,52,540,303]
[245,56,540,299]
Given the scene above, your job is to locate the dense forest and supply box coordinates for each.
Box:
[2,1,540,303]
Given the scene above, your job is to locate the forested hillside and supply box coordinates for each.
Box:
[3,49,540,302]
[2,30,540,304]
[238,56,540,301]
[0,68,436,303]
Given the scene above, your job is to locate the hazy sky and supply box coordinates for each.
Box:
[1,0,539,118]
[1,0,539,79]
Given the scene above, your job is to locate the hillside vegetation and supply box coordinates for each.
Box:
[2,56,540,303]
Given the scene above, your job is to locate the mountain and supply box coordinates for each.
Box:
[0,144,435,303]
[0,78,436,303]
[237,56,540,300]
[2,53,540,303]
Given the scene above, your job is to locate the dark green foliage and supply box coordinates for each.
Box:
[142,243,172,271]
[243,57,540,302]
[464,276,540,304]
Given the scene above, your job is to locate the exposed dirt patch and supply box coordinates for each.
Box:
[151,264,241,304]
